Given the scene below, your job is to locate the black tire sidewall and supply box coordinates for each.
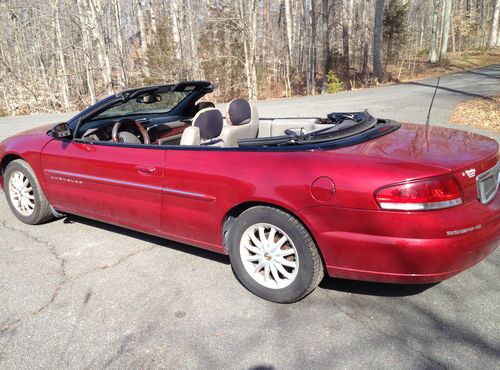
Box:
[228,207,316,303]
[4,161,47,225]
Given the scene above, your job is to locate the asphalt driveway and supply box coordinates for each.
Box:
[0,65,499,369]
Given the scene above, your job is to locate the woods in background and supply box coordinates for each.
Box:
[0,0,499,115]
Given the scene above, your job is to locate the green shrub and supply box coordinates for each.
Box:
[326,71,343,94]
[417,48,429,56]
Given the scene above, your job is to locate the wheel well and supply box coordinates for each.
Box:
[221,201,321,257]
[0,154,23,183]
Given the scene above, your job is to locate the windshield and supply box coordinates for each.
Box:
[93,91,190,120]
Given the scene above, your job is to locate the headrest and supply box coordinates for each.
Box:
[227,99,251,126]
[192,108,223,140]
[196,101,215,110]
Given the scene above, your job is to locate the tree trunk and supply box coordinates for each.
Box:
[113,0,128,89]
[237,0,258,100]
[361,0,369,79]
[249,0,258,99]
[310,0,317,95]
[149,0,157,45]
[53,0,70,109]
[136,0,149,77]
[342,0,351,90]
[303,0,311,94]
[490,0,500,48]
[87,0,113,94]
[186,0,204,80]
[170,0,182,62]
[321,0,329,93]
[77,0,96,104]
[373,0,385,83]
[439,0,452,63]
[429,0,441,63]
[285,0,293,63]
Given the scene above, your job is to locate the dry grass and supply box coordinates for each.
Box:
[449,95,500,134]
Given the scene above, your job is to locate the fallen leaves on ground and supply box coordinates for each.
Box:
[449,95,500,134]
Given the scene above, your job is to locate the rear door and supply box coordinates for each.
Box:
[41,140,165,233]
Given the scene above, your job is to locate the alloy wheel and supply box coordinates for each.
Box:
[239,223,299,289]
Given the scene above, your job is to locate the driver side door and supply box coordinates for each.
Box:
[41,139,165,233]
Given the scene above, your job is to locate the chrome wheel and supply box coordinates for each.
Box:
[8,170,35,217]
[239,223,299,289]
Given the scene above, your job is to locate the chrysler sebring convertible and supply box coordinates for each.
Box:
[1,81,499,302]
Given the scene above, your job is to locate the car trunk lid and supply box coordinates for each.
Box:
[336,123,499,202]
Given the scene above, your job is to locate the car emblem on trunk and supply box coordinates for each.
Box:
[462,169,476,178]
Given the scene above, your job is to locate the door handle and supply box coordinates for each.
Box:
[135,166,156,175]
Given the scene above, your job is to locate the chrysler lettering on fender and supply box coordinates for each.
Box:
[50,175,83,185]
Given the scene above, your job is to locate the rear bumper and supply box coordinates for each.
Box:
[299,194,500,283]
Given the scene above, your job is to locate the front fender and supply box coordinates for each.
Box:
[0,133,53,191]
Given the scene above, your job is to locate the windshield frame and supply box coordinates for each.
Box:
[66,81,214,139]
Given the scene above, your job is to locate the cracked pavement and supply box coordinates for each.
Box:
[1,65,499,368]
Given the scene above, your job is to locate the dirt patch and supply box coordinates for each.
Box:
[449,95,500,134]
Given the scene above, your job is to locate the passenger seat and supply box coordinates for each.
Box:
[217,99,259,147]
[180,108,224,146]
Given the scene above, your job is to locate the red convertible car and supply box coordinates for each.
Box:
[1,81,499,302]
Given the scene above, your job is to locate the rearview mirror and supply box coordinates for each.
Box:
[51,122,72,139]
[136,93,162,104]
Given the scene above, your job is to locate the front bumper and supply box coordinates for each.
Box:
[299,193,500,283]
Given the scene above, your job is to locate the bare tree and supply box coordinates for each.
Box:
[0,0,498,116]
[53,0,70,109]
[321,0,329,93]
[373,0,385,82]
[236,0,258,100]
[342,0,352,89]
[430,0,441,63]
[310,0,317,95]
[170,0,183,62]
[439,0,453,62]
[490,0,500,47]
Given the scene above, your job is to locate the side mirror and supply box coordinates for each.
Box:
[51,123,72,139]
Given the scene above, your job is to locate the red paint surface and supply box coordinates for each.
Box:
[1,122,498,283]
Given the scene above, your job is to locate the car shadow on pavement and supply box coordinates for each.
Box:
[63,214,437,297]
[405,81,496,101]
[319,277,437,297]
[63,215,230,265]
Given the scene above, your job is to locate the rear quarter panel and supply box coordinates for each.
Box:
[161,147,450,251]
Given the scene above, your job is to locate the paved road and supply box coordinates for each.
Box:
[0,66,499,369]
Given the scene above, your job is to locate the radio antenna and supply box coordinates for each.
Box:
[426,77,440,126]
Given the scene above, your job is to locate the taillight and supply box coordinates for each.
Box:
[375,176,463,211]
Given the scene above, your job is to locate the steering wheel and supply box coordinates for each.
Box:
[112,118,151,144]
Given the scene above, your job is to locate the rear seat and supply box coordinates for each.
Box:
[257,118,323,137]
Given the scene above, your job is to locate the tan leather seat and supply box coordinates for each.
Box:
[217,99,259,147]
[180,108,224,146]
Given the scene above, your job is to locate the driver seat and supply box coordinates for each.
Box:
[180,108,224,146]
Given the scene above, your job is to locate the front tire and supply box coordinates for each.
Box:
[4,160,54,225]
[228,206,324,303]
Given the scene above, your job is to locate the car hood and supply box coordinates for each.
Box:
[15,123,55,137]
[335,123,499,170]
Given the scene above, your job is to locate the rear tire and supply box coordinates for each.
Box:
[4,160,54,225]
[228,206,324,303]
